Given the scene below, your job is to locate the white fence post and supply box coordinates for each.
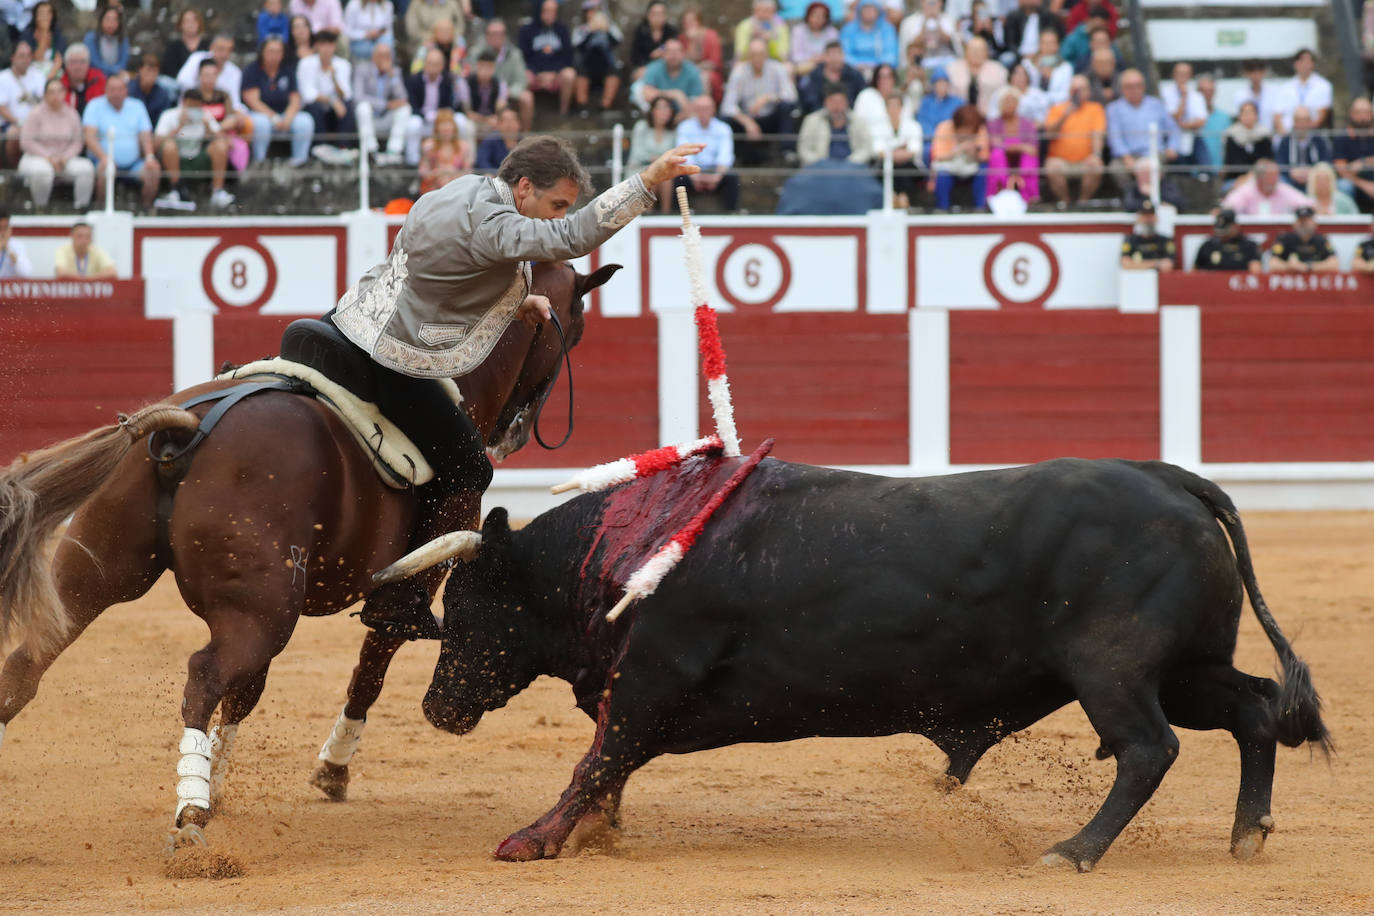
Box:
[611,122,624,186]
[104,126,116,214]
[356,116,372,212]
[1159,305,1202,468]
[882,145,894,212]
[1147,121,1160,206]
[909,308,950,472]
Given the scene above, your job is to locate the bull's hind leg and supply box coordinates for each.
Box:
[1160,664,1281,860]
[309,630,406,801]
[1042,680,1179,872]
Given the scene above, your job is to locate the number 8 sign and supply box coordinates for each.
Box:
[201,238,279,312]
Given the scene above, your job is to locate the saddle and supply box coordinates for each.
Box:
[210,320,464,489]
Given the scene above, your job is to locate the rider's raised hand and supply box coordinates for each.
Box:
[640,143,706,188]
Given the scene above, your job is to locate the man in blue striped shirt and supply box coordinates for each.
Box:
[674,94,740,211]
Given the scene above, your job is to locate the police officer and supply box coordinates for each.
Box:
[1193,208,1262,273]
[1119,199,1176,272]
[1268,205,1339,273]
[1352,215,1374,273]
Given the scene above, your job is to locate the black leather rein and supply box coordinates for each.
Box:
[531,311,574,450]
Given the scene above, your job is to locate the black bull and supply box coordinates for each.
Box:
[423,456,1331,870]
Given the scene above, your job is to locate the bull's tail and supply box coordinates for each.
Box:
[0,405,199,655]
[1166,464,1333,756]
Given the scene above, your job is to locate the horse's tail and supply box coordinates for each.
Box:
[0,404,199,654]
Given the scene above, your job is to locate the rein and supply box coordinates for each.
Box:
[531,310,575,450]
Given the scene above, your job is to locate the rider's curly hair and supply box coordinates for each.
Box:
[497,135,594,199]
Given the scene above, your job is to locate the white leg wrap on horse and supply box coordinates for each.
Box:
[176,727,213,818]
[0,721,7,753]
[208,723,238,800]
[318,709,366,767]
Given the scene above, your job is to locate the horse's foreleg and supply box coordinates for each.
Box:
[309,630,406,801]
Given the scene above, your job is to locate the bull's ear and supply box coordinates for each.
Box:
[578,263,622,296]
[481,507,513,548]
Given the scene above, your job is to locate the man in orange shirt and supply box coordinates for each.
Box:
[1043,73,1105,205]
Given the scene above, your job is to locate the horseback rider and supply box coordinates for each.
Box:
[325,135,704,638]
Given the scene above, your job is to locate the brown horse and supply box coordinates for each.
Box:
[0,261,616,849]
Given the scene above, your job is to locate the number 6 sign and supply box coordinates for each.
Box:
[982,238,1060,310]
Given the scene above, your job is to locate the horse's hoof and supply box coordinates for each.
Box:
[166,822,208,855]
[310,761,349,802]
[494,829,553,862]
[934,774,962,794]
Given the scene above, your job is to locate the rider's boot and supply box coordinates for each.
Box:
[359,488,479,640]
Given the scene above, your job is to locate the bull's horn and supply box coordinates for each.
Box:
[371,531,482,586]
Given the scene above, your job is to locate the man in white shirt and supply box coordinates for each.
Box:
[0,41,44,163]
[154,88,235,210]
[0,209,33,278]
[1232,59,1280,133]
[675,94,738,211]
[1158,61,1209,166]
[297,30,358,160]
[1272,48,1331,135]
[176,34,244,112]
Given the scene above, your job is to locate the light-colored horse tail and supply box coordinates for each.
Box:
[0,404,199,654]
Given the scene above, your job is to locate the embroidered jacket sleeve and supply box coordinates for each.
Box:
[466,175,655,268]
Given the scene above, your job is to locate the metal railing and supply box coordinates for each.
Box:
[5,124,1366,217]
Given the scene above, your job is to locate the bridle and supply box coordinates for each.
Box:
[530,310,574,450]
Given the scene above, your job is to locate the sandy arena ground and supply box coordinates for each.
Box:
[1,511,1371,914]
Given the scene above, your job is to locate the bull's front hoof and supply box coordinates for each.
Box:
[495,829,558,862]
[1040,843,1097,873]
[1230,815,1275,861]
[309,761,350,802]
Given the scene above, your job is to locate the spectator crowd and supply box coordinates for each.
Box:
[0,0,1363,220]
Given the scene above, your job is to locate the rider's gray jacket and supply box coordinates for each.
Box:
[333,173,655,378]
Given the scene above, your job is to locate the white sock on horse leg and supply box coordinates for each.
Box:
[0,721,7,753]
[176,727,213,820]
[318,708,366,767]
[208,723,238,803]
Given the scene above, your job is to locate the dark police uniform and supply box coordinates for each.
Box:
[1269,230,1336,266]
[1357,237,1374,265]
[1122,231,1176,264]
[1194,234,1263,270]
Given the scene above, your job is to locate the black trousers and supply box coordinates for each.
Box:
[306,100,359,147]
[322,312,492,498]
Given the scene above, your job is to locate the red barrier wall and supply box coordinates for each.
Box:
[1202,307,1374,463]
[0,281,169,465]
[949,311,1161,464]
[699,313,910,466]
